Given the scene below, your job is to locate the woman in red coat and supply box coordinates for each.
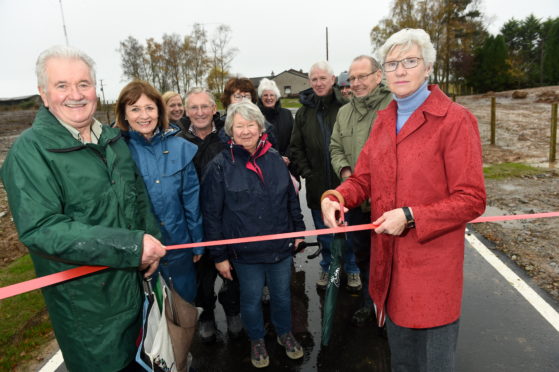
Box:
[321,28,486,371]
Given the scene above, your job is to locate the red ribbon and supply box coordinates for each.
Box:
[1,211,558,300]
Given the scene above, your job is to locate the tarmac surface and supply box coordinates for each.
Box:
[41,182,559,371]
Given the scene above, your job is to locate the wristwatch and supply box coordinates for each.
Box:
[402,207,415,228]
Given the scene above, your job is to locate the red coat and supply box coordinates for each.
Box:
[337,85,486,328]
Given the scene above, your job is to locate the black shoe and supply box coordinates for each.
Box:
[226,314,243,339]
[351,306,373,327]
[199,320,216,343]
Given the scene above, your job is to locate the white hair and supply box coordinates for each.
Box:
[184,87,216,107]
[36,45,96,91]
[224,101,266,137]
[376,28,436,69]
[257,78,281,98]
[309,61,334,78]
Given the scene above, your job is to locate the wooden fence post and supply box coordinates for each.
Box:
[490,96,496,145]
[550,103,558,162]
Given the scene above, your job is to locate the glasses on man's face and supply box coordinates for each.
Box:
[232,93,252,100]
[347,71,377,84]
[383,57,423,72]
[188,104,212,112]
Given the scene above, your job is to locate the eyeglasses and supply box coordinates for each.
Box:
[383,57,423,72]
[232,93,252,100]
[188,104,213,112]
[347,71,377,84]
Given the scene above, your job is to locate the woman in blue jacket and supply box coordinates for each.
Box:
[115,80,203,303]
[201,101,305,368]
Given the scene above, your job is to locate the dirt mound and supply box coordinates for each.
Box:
[535,89,559,103]
[512,90,528,99]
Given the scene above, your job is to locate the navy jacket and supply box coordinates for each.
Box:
[201,136,305,264]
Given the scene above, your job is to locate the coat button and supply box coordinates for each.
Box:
[155,180,160,184]
[111,180,116,184]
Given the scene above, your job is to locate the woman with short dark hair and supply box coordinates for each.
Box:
[116,80,203,304]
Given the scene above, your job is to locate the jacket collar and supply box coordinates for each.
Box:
[32,106,120,152]
[350,84,392,120]
[378,85,451,144]
[227,133,273,182]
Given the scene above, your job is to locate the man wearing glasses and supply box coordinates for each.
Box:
[289,61,356,290]
[179,87,242,343]
[329,55,393,327]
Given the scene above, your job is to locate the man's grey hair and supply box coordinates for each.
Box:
[184,87,216,107]
[376,28,436,69]
[224,101,266,137]
[351,55,382,72]
[309,61,334,78]
[36,45,96,91]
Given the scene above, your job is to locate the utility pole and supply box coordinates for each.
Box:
[325,27,329,61]
[99,80,110,124]
[59,0,69,45]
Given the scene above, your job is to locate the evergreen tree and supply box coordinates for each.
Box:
[468,35,510,92]
[543,19,559,84]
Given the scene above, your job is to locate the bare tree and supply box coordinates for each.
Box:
[190,23,210,87]
[161,33,183,94]
[118,36,147,81]
[118,24,236,94]
[145,38,166,92]
[209,24,238,93]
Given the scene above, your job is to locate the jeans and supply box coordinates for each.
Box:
[386,316,460,372]
[195,254,240,322]
[311,209,359,274]
[233,256,293,340]
[346,208,372,307]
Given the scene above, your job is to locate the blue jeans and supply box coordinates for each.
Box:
[346,208,372,307]
[386,316,460,372]
[233,256,293,340]
[311,209,359,274]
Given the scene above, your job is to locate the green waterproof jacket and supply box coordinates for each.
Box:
[1,106,161,372]
[330,84,393,179]
[289,87,347,210]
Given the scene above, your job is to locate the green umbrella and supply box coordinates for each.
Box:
[321,231,346,346]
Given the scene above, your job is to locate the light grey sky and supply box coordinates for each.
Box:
[0,0,557,101]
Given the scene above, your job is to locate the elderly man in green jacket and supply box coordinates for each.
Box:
[0,46,166,371]
[330,55,392,327]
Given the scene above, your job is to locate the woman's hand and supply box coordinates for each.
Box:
[294,238,305,251]
[193,254,202,263]
[321,198,348,228]
[215,259,233,280]
[372,208,408,236]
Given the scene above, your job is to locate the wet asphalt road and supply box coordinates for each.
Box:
[47,182,559,371]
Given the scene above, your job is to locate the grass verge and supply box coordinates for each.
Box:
[0,254,53,371]
[483,162,546,179]
[280,98,302,108]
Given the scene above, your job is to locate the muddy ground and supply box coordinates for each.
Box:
[0,87,557,308]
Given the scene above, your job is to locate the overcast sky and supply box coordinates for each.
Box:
[0,0,557,101]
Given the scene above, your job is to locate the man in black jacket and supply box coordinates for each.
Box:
[289,61,361,292]
[178,87,242,342]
